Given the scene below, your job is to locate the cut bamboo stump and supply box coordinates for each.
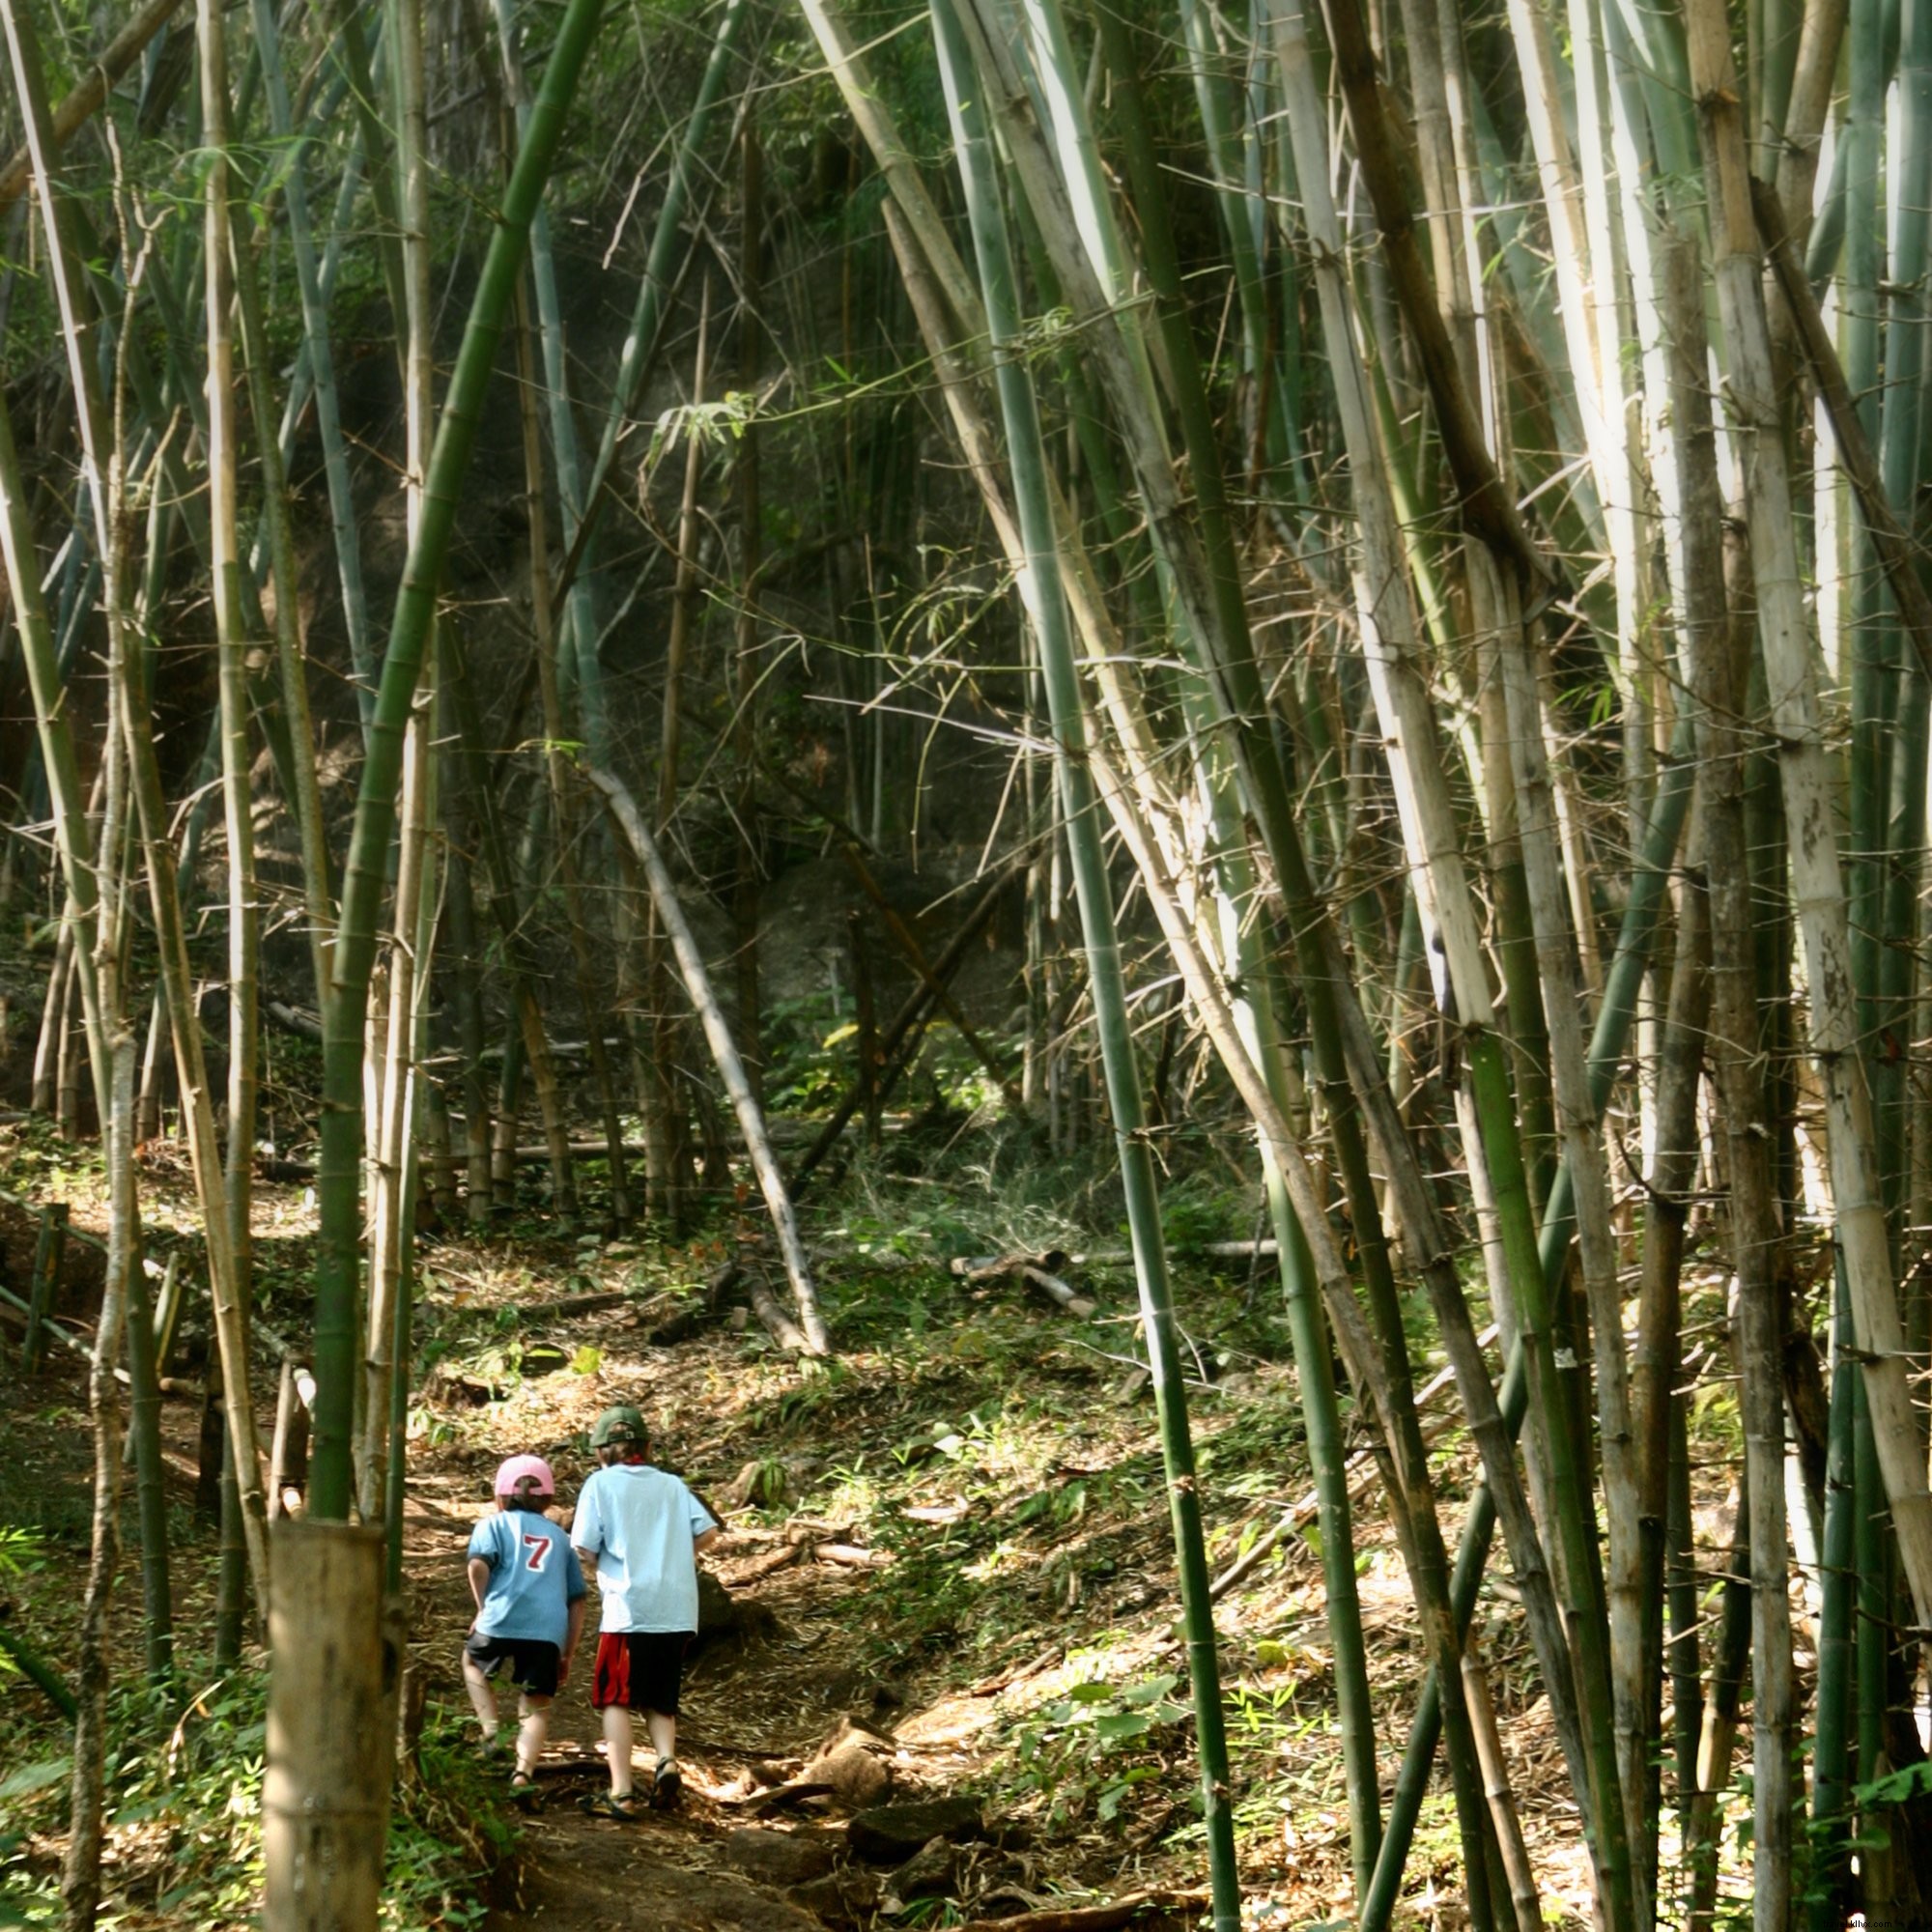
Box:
[264,1519,402,1932]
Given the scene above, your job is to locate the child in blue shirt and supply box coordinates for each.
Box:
[463,1455,587,1801]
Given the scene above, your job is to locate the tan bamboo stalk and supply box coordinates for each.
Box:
[0,0,187,213]
[1771,0,1851,242]
[1495,600,1644,1861]
[642,276,716,1225]
[1631,857,1711,1893]
[358,699,431,1519]
[732,125,765,1102]
[796,0,982,335]
[659,275,712,829]
[360,0,435,1518]
[32,922,72,1118]
[60,1031,134,1932]
[1298,7,1633,1919]
[591,766,829,1353]
[1687,0,1932,1640]
[1662,126,1794,1932]
[1463,1637,1542,1932]
[201,0,260,1406]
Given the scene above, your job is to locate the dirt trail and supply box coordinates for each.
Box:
[398,1347,923,1932]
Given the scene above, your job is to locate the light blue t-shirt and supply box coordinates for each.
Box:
[468,1510,586,1647]
[571,1463,718,1634]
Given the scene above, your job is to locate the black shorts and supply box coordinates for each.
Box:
[465,1633,562,1698]
[591,1631,692,1713]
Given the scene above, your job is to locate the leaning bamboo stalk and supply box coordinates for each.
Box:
[895,166,1378,1880]
[305,0,611,1517]
[1269,3,1625,1916]
[926,12,1236,1913]
[590,766,829,1353]
[0,0,187,213]
[1752,180,1932,682]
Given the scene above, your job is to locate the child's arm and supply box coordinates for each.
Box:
[466,1555,492,1629]
[560,1596,587,1685]
[694,1525,721,1555]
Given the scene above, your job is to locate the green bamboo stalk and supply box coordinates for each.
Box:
[250,0,376,732]
[306,0,610,1518]
[1360,721,1695,1932]
[229,194,334,1006]
[491,0,600,707]
[566,0,748,761]
[930,4,1236,1916]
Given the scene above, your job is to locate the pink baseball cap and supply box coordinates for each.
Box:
[494,1455,555,1499]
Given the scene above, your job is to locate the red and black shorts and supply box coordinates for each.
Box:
[465,1633,562,1699]
[591,1631,692,1714]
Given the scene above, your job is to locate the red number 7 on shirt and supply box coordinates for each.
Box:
[523,1533,551,1573]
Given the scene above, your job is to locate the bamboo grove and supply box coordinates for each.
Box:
[2,0,1931,1921]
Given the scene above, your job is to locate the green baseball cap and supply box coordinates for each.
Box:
[590,1404,646,1449]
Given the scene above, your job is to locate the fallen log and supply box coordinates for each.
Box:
[747,1271,810,1353]
[1021,1265,1095,1320]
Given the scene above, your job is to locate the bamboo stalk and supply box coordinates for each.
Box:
[306,0,610,1519]
[930,10,1240,1917]
[1689,0,1932,1645]
[60,1031,134,1932]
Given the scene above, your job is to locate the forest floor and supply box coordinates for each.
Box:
[0,1113,1690,1930]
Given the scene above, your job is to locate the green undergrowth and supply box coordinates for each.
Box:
[0,1662,512,1931]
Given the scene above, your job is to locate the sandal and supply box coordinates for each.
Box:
[509,1771,543,1812]
[577,1791,644,1822]
[651,1758,682,1812]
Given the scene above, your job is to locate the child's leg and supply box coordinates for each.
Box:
[462,1652,499,1743]
[601,1704,636,1798]
[515,1693,551,1776]
[644,1708,676,1765]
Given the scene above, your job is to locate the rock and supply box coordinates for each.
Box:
[892,1835,959,1899]
[789,1866,882,1930]
[717,1826,838,1889]
[847,1796,985,1864]
[691,1567,781,1658]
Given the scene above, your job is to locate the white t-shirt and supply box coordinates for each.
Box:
[571,1462,718,1634]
